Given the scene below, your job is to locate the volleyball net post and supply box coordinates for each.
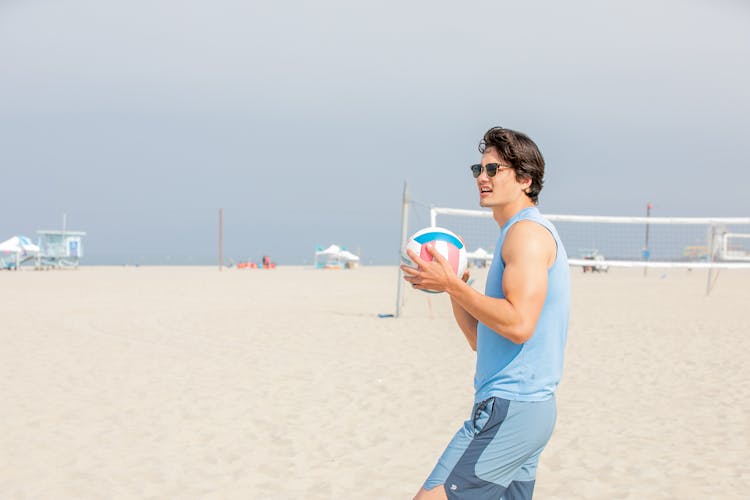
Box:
[395,182,410,318]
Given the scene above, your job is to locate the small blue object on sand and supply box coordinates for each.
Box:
[377,313,395,318]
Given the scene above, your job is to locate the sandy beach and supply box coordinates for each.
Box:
[1,265,748,499]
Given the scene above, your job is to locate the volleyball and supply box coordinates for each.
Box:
[402,227,468,292]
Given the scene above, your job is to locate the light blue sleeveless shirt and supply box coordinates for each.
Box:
[474,206,570,403]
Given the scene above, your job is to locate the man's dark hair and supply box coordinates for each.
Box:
[479,127,545,204]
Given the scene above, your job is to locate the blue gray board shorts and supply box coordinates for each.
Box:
[423,396,556,499]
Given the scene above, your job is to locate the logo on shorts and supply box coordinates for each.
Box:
[450,484,458,491]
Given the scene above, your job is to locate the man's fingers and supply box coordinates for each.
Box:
[405,248,423,267]
[425,244,448,264]
[400,265,419,277]
[401,269,423,288]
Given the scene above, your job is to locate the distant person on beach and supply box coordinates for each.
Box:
[402,127,570,499]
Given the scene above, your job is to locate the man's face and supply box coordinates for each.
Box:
[475,147,529,208]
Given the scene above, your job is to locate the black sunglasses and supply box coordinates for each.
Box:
[470,163,511,178]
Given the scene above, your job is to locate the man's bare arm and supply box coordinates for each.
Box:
[448,222,554,343]
[403,221,555,344]
[450,272,479,350]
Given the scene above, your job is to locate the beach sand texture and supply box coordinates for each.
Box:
[1,266,748,499]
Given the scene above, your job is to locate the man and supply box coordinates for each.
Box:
[402,127,570,499]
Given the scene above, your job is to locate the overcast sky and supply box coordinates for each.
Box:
[2,0,749,264]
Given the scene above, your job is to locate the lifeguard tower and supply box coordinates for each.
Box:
[37,229,86,268]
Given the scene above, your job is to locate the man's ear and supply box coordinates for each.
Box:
[520,174,532,194]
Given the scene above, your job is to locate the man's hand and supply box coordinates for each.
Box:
[401,244,463,294]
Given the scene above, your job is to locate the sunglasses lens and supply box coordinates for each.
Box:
[486,164,498,177]
[470,164,482,178]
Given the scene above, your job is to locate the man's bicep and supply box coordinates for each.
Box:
[501,223,554,331]
[502,256,548,317]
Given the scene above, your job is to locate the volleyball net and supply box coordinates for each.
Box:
[394,184,750,315]
[427,207,750,269]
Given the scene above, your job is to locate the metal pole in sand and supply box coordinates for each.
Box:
[395,182,409,318]
[62,212,67,268]
[218,208,223,272]
[643,203,651,276]
[706,225,716,296]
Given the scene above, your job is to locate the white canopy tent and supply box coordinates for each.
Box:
[0,236,40,270]
[315,244,342,269]
[314,245,360,269]
[339,250,361,268]
[466,247,493,267]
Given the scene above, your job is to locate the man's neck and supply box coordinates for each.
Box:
[492,200,535,228]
